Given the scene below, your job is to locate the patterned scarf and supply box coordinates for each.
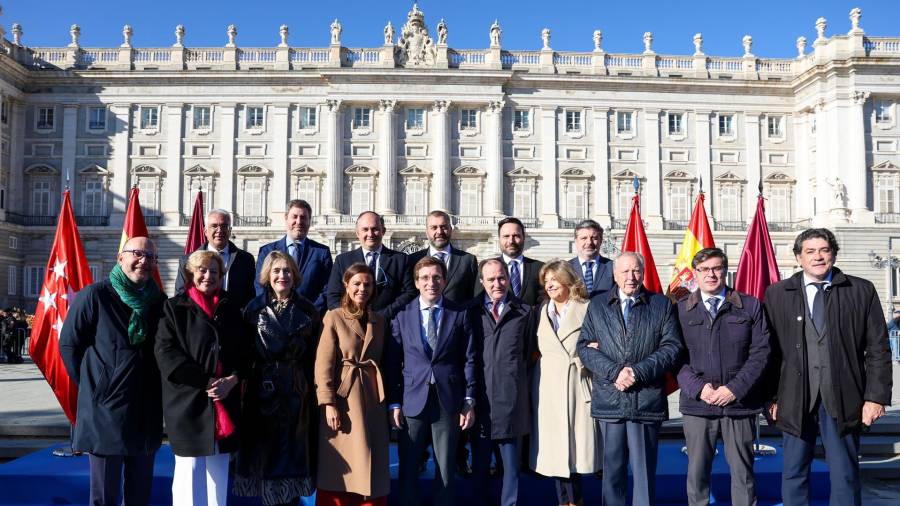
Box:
[108,264,163,345]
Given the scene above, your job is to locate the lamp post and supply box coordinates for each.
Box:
[868,236,900,316]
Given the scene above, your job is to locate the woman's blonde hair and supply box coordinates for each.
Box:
[257,250,302,293]
[340,263,376,319]
[539,259,588,302]
[182,250,226,287]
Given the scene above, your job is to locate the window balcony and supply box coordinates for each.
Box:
[3,213,56,226]
[519,217,541,229]
[875,213,900,224]
[610,218,629,230]
[663,219,690,231]
[76,215,109,227]
[715,220,747,232]
[234,215,270,227]
[559,218,586,229]
[144,215,162,226]
[452,215,497,227]
[382,215,427,226]
[767,221,801,232]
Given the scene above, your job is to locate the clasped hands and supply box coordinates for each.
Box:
[206,374,238,401]
[700,383,736,407]
[390,405,474,430]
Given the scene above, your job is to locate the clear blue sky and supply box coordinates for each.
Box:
[5,0,899,58]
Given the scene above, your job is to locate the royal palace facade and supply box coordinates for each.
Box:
[0,5,898,313]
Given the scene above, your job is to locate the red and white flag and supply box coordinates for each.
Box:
[29,190,93,424]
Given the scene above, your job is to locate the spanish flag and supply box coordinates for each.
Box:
[667,193,715,300]
[119,186,165,291]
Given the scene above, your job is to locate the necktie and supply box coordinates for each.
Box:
[584,261,595,293]
[434,251,447,265]
[367,251,379,281]
[510,260,522,298]
[708,297,720,320]
[425,306,438,352]
[812,283,827,334]
[491,301,500,322]
[623,298,634,330]
[290,242,303,268]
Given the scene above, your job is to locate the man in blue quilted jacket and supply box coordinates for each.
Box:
[577,251,684,506]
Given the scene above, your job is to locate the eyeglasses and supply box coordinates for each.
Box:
[206,223,230,230]
[696,265,726,275]
[123,249,158,262]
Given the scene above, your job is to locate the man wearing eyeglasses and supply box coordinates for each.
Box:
[256,199,333,313]
[326,211,416,320]
[60,237,166,506]
[676,247,770,506]
[176,209,256,311]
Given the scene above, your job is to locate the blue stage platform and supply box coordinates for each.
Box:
[0,440,829,505]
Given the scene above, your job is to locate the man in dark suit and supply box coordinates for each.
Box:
[764,228,892,506]
[326,211,416,320]
[176,209,256,310]
[408,210,479,306]
[469,258,535,506]
[256,199,333,313]
[387,256,477,506]
[569,219,613,297]
[480,217,544,306]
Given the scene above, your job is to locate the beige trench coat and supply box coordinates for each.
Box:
[529,299,602,477]
[314,309,390,498]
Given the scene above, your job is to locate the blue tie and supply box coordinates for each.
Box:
[584,261,595,293]
[290,241,304,268]
[623,298,634,329]
[811,283,827,334]
[708,297,720,320]
[510,260,522,298]
[367,251,379,281]
[434,251,447,265]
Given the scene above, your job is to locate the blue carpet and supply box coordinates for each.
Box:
[0,440,828,505]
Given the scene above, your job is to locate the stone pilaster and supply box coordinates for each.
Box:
[377,100,397,215]
[270,104,290,223]
[163,103,183,225]
[7,100,26,214]
[813,100,832,225]
[61,104,79,197]
[539,106,559,227]
[744,112,762,221]
[694,110,713,214]
[848,91,873,223]
[325,99,344,215]
[432,100,451,213]
[592,107,610,226]
[793,112,812,221]
[485,100,505,216]
[110,104,132,225]
[218,104,237,212]
[643,108,662,227]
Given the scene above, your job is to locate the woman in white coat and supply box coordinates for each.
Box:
[530,260,602,506]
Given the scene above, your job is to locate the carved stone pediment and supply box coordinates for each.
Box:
[184,164,214,175]
[345,164,375,175]
[132,164,165,176]
[79,164,110,175]
[871,160,899,172]
[399,165,430,176]
[664,169,694,180]
[611,169,643,180]
[764,171,795,182]
[395,3,436,68]
[291,164,321,175]
[24,164,59,175]
[236,164,271,176]
[453,165,484,176]
[561,167,592,178]
[714,171,745,182]
[506,166,539,178]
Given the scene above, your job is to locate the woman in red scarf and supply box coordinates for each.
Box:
[156,250,249,506]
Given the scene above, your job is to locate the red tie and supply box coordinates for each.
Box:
[491,301,500,322]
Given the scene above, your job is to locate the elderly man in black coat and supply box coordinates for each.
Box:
[469,258,535,506]
[577,251,684,506]
[764,228,893,506]
[60,237,166,506]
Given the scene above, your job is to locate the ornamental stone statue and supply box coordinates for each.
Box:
[384,21,395,45]
[490,20,502,48]
[437,18,447,45]
[395,3,436,67]
[541,28,551,50]
[330,19,342,45]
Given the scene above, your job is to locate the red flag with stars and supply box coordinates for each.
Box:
[29,190,92,424]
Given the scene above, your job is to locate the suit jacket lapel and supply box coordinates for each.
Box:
[403,304,427,358]
[347,313,365,340]
[431,305,452,359]
[445,247,463,285]
[556,301,587,349]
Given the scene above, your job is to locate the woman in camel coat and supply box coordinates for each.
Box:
[530,260,602,506]
[314,263,390,506]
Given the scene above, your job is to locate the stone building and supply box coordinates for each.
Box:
[0,4,898,314]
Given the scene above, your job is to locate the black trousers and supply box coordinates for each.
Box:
[89,453,156,506]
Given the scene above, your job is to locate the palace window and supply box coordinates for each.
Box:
[353,108,371,129]
[31,180,52,216]
[512,181,535,218]
[246,106,265,130]
[766,183,792,222]
[875,172,900,213]
[876,100,893,124]
[7,266,17,296]
[350,179,372,216]
[25,266,44,298]
[460,109,477,130]
[563,181,588,220]
[513,109,530,132]
[406,108,424,130]
[183,165,214,219]
[192,106,211,130]
[88,106,106,131]
[1,99,8,124]
[667,182,691,221]
[36,106,54,130]
[718,114,734,137]
[458,179,480,216]
[404,179,427,215]
[767,115,785,138]
[136,177,160,218]
[299,106,317,129]
[667,112,684,136]
[81,178,105,216]
[139,106,159,130]
[242,178,265,217]
[616,111,634,135]
[297,178,317,205]
[566,110,582,133]
[717,183,741,221]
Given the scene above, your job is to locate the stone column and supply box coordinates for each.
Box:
[432,100,451,213]
[744,112,762,221]
[325,99,344,215]
[695,110,713,214]
[110,103,132,225]
[539,105,559,227]
[848,91,872,223]
[377,99,397,215]
[61,104,79,197]
[7,100,26,214]
[163,103,183,225]
[218,104,237,212]
[592,106,611,226]
[270,104,290,223]
[643,108,662,227]
[793,112,812,221]
[485,100,505,216]
[813,100,831,224]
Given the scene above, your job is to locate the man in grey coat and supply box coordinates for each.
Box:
[577,251,684,506]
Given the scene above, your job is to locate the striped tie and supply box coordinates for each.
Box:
[584,261,595,293]
[509,260,522,298]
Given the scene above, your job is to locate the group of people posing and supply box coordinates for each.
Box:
[58,199,893,506]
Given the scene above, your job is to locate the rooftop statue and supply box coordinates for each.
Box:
[395,2,436,67]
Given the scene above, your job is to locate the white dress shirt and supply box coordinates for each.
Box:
[802,270,833,316]
[501,253,525,287]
